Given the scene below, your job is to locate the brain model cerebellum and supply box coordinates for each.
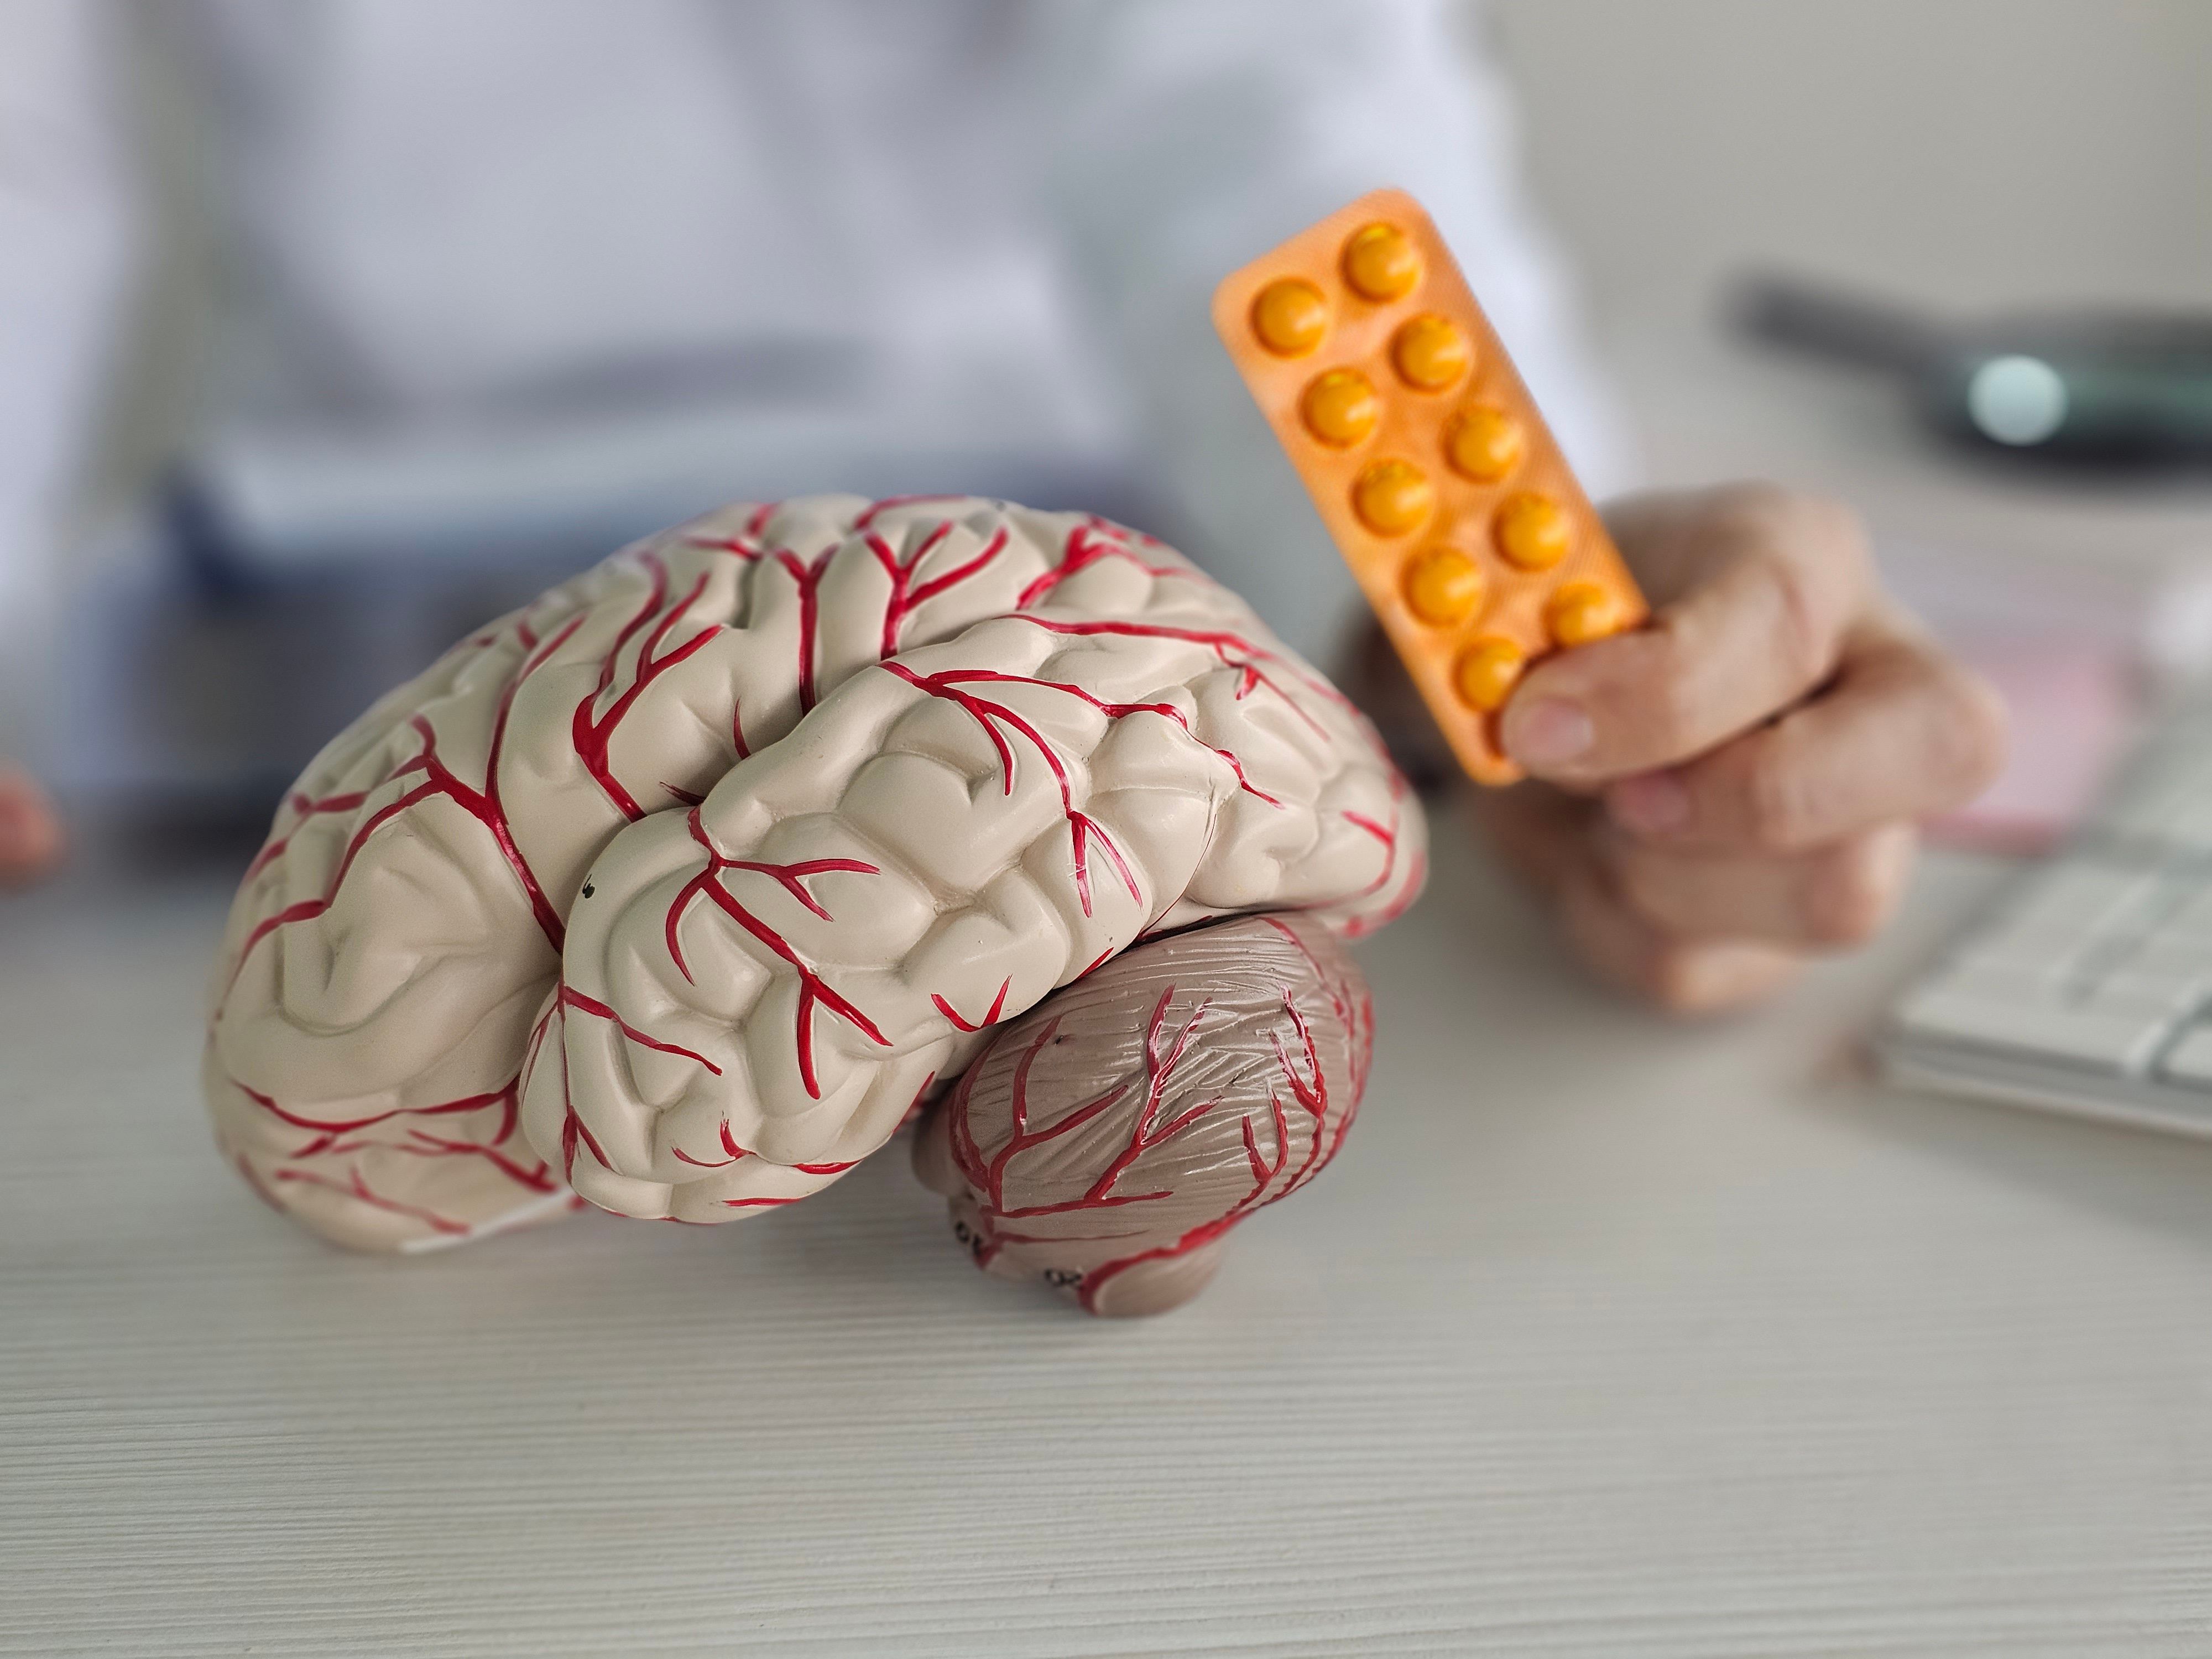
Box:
[206,493,1426,1310]
[914,912,1370,1318]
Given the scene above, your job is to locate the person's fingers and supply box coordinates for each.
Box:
[0,769,63,887]
[1603,821,1918,950]
[1499,487,1875,783]
[1556,855,1803,1014]
[1600,630,2008,854]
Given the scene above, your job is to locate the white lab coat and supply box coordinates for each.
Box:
[0,0,1632,760]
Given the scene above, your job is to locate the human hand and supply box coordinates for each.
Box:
[1470,484,2007,1013]
[0,768,63,887]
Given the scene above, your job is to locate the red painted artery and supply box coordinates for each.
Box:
[938,969,1355,1314]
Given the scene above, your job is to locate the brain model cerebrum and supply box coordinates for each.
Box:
[1214,189,1649,785]
[206,494,1425,1307]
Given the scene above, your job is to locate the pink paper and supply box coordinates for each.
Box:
[1925,639,2137,854]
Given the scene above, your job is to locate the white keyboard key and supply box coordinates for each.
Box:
[1968,869,2158,964]
[2159,1026,2212,1084]
[2164,886,2212,938]
[1920,959,2059,1004]
[1893,984,2171,1073]
[1952,924,2074,974]
[2085,972,2205,1019]
[1996,865,2153,928]
[2099,786,2189,843]
[1884,705,2212,1135]
[2101,764,2212,853]
[2125,934,2212,981]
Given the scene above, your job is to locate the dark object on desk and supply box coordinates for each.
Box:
[1733,274,2212,466]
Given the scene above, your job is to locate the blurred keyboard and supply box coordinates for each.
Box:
[1882,700,2212,1137]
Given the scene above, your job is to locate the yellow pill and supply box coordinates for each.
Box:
[1352,459,1434,536]
[1391,314,1471,391]
[1300,369,1380,447]
[1251,278,1328,357]
[1548,582,1620,647]
[1453,638,1526,712]
[1403,547,1485,626]
[1342,222,1421,302]
[1444,405,1524,482]
[1494,491,1571,570]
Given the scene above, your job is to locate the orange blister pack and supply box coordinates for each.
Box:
[1213,188,1647,785]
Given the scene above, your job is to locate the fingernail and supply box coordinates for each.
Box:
[1506,699,1594,768]
[1609,771,1690,835]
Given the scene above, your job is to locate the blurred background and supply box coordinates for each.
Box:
[1500,0,2212,330]
[13,11,2212,1644]
[7,0,2212,873]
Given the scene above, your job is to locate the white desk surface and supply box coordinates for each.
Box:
[10,823,2212,1657]
[15,331,2212,1655]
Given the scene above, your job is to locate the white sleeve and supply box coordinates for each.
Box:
[1035,0,1636,664]
[0,0,142,744]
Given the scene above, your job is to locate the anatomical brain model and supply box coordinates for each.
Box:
[205,495,1426,1314]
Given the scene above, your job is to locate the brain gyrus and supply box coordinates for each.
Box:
[205,496,1427,1251]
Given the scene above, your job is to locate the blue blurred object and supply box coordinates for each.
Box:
[45,407,1166,825]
